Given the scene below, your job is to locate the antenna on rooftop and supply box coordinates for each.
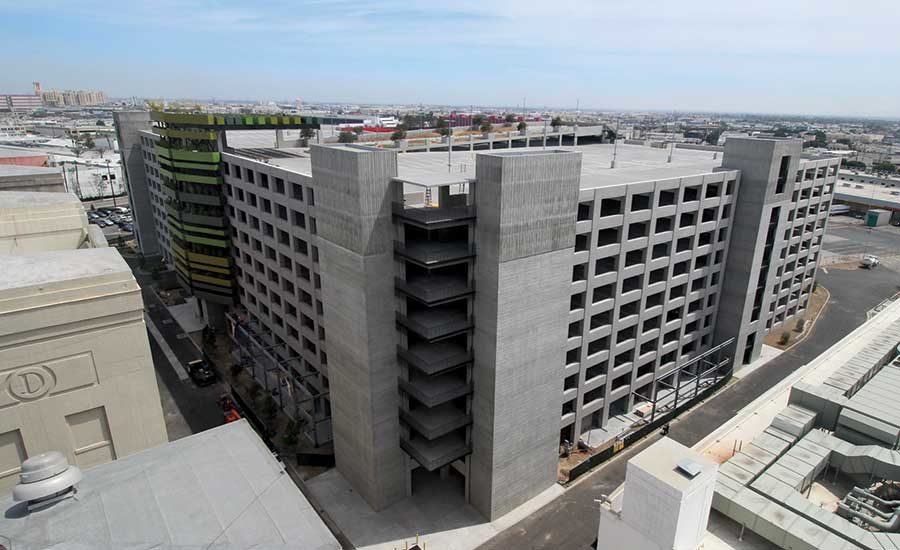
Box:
[610,116,620,169]
[574,98,580,148]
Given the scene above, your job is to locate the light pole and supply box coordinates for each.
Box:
[105,159,117,208]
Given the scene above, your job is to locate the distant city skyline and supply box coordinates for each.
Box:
[1,0,898,117]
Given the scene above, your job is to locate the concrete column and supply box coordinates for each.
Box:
[312,144,405,511]
[714,138,801,368]
[470,133,474,152]
[275,129,286,148]
[470,149,582,520]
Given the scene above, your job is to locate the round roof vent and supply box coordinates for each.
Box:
[13,452,82,506]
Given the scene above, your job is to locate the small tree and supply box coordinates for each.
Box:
[391,128,407,143]
[352,126,364,136]
[247,383,261,402]
[503,113,516,127]
[338,131,357,143]
[82,133,96,152]
[795,318,806,332]
[779,331,791,346]
[263,395,278,420]
[471,114,484,130]
[230,362,242,378]
[551,116,563,131]
[282,419,300,448]
[480,121,493,134]
[436,117,451,137]
[873,162,897,174]
[517,121,527,132]
[300,127,315,145]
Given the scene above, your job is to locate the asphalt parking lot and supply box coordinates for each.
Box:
[479,219,900,550]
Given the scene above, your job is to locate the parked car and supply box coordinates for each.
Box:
[121,223,133,232]
[861,255,880,269]
[104,219,115,227]
[187,360,216,386]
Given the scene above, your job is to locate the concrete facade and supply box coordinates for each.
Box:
[312,145,406,510]
[114,111,160,257]
[126,135,839,521]
[562,167,739,440]
[471,151,581,519]
[715,138,835,365]
[0,192,168,493]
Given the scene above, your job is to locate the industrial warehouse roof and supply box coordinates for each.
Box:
[0,145,47,159]
[834,178,900,209]
[0,165,60,177]
[0,420,341,550]
[253,143,726,190]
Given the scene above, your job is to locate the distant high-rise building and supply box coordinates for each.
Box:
[38,86,107,107]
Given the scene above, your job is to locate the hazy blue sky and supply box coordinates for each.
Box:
[1,0,898,117]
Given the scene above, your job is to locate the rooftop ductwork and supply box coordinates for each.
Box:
[12,451,82,512]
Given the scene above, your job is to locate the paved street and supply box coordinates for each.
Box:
[479,223,900,550]
[129,262,227,441]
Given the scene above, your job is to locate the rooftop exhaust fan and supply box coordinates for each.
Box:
[12,451,82,511]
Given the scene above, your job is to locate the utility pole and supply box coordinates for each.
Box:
[574,98,580,148]
[105,159,117,208]
[611,116,620,169]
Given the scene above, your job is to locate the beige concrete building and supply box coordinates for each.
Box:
[0,191,167,492]
[0,192,105,253]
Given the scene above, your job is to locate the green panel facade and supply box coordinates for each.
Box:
[150,110,320,306]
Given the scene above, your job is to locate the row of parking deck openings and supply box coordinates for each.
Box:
[575,180,736,222]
